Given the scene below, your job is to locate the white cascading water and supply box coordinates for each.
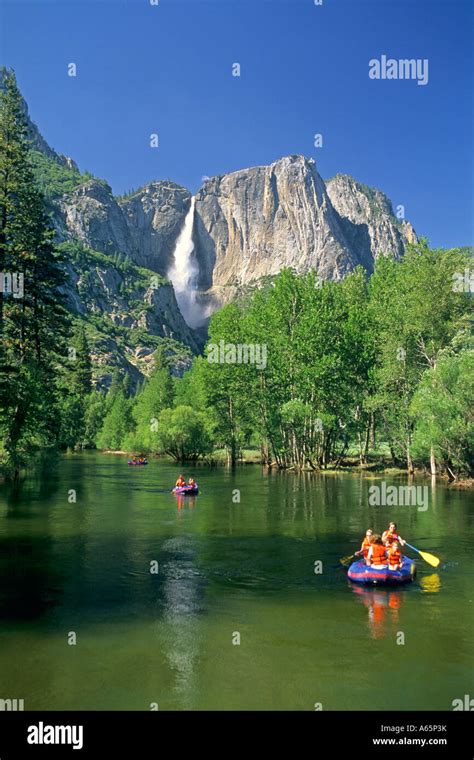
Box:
[167,196,204,329]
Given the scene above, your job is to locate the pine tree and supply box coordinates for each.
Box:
[96,392,134,451]
[58,323,93,449]
[122,371,132,399]
[121,365,174,452]
[70,324,92,396]
[108,368,123,401]
[0,70,70,473]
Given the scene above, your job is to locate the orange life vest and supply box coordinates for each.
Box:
[362,537,371,558]
[383,530,399,545]
[370,544,387,566]
[387,549,401,566]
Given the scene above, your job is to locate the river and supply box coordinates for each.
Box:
[0,453,472,710]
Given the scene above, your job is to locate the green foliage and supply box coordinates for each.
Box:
[123,365,174,452]
[83,393,107,448]
[173,358,208,409]
[411,350,473,475]
[58,395,85,450]
[154,405,215,461]
[29,150,98,200]
[0,71,70,473]
[69,323,93,396]
[200,302,256,464]
[95,392,134,451]
[57,323,94,449]
[369,240,471,470]
[166,244,471,475]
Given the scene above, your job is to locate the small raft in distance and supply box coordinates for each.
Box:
[347,557,416,585]
[173,485,199,495]
[127,459,148,466]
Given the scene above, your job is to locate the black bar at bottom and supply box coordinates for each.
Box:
[0,710,471,758]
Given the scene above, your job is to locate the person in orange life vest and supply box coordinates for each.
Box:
[356,529,373,561]
[382,522,406,547]
[367,534,388,568]
[175,475,186,488]
[387,541,402,570]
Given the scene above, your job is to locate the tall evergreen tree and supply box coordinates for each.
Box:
[122,364,174,452]
[0,70,69,473]
[70,323,92,396]
[58,323,93,449]
[108,367,124,401]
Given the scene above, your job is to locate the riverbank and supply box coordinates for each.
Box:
[99,448,473,486]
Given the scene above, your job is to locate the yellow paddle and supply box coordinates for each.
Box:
[404,542,440,568]
[340,552,359,566]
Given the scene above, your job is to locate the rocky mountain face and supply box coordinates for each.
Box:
[58,244,200,387]
[57,155,416,315]
[120,183,191,273]
[0,69,200,385]
[194,156,358,291]
[4,69,418,385]
[326,173,417,266]
[192,156,416,309]
[52,174,200,386]
[58,179,192,276]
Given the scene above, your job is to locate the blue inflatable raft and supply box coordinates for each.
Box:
[173,485,199,495]
[347,556,416,585]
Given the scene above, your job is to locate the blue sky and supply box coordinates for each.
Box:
[1,0,472,248]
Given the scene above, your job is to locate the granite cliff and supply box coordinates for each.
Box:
[3,69,418,385]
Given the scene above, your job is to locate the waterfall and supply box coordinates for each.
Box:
[167,196,204,329]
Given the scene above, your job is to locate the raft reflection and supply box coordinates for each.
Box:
[174,494,197,511]
[351,585,404,639]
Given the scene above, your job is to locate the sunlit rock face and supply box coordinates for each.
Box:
[191,155,416,312]
[193,155,357,289]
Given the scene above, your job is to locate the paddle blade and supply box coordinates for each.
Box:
[340,554,355,566]
[419,550,440,568]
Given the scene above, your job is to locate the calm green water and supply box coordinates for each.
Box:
[0,453,472,711]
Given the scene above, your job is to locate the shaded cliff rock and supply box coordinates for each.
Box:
[59,180,134,255]
[119,182,191,274]
[58,179,191,277]
[57,241,200,388]
[325,173,417,263]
